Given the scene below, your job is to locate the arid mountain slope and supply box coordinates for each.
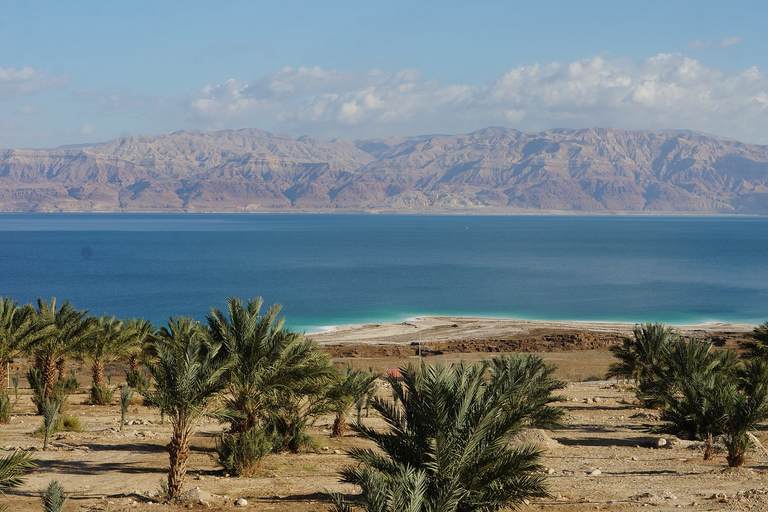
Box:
[1,127,767,213]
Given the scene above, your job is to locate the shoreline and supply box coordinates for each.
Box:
[309,315,759,345]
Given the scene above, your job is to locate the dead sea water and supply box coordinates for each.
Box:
[0,213,766,331]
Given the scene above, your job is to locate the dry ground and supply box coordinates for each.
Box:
[1,319,765,512]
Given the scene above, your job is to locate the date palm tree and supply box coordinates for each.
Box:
[327,365,380,438]
[606,323,678,404]
[486,353,566,429]
[207,297,336,434]
[653,338,736,459]
[81,315,137,404]
[0,450,36,512]
[741,321,768,360]
[0,298,47,392]
[123,318,157,389]
[335,360,548,512]
[142,317,229,498]
[31,298,95,400]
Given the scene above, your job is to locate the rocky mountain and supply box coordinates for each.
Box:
[1,126,767,214]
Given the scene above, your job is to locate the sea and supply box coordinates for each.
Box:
[0,213,766,333]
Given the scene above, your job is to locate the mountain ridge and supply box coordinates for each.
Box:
[1,126,767,214]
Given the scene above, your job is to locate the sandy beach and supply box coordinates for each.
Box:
[309,315,758,345]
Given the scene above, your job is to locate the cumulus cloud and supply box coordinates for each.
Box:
[0,66,67,99]
[78,123,95,135]
[186,54,768,143]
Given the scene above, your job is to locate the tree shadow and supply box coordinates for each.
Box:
[554,435,666,447]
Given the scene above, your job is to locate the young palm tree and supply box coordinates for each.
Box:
[327,365,380,438]
[82,315,136,404]
[208,297,336,434]
[0,298,45,389]
[142,317,230,498]
[606,323,678,404]
[654,338,735,458]
[741,321,768,360]
[654,339,768,467]
[0,450,36,503]
[723,359,768,467]
[123,318,157,389]
[486,353,566,429]
[31,298,95,399]
[336,361,548,512]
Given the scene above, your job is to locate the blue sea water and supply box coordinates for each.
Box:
[0,213,766,332]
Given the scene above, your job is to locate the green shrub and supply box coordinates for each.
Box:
[35,413,84,437]
[216,427,274,476]
[89,383,114,405]
[0,392,14,424]
[27,368,76,415]
[125,370,151,391]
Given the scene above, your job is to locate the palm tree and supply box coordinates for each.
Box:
[123,318,157,389]
[741,321,768,360]
[606,323,678,404]
[31,298,95,400]
[0,450,36,512]
[486,353,566,429]
[208,297,336,434]
[142,317,229,499]
[723,359,768,467]
[654,338,736,459]
[81,315,136,404]
[336,361,548,512]
[0,298,41,389]
[327,365,380,438]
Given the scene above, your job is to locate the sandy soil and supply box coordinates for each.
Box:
[1,317,764,512]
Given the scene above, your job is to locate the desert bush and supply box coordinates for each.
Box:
[0,393,13,424]
[216,427,274,476]
[89,383,114,405]
[125,370,151,391]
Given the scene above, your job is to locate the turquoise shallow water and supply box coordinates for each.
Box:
[0,213,766,332]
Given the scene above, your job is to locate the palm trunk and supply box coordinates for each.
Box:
[42,356,57,399]
[0,359,7,391]
[92,360,104,388]
[128,354,140,375]
[704,432,714,460]
[56,358,67,381]
[727,447,746,467]
[331,411,346,438]
[167,425,191,499]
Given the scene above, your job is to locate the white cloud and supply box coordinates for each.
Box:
[186,54,768,143]
[720,37,742,47]
[78,123,95,135]
[14,105,37,115]
[0,66,67,99]
[688,40,712,50]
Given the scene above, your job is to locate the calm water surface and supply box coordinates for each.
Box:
[0,214,766,332]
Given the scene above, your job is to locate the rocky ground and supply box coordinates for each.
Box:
[1,319,763,511]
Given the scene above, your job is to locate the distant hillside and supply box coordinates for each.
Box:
[1,126,767,214]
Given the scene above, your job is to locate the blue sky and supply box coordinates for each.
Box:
[1,1,767,148]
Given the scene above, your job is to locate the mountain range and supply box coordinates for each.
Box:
[1,126,767,214]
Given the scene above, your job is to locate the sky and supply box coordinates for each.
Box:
[1,1,767,149]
